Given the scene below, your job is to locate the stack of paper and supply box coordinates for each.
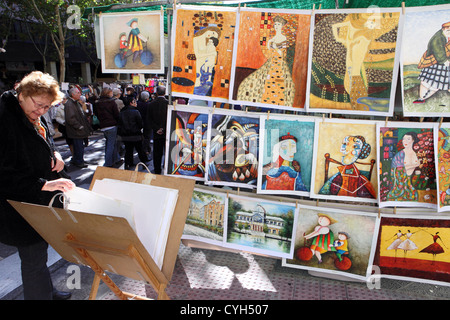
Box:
[91,179,179,270]
[64,187,136,232]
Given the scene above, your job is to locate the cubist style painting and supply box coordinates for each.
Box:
[206,109,259,188]
[310,119,378,203]
[165,105,209,181]
[257,115,315,196]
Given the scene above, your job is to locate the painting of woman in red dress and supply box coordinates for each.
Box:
[420,231,448,264]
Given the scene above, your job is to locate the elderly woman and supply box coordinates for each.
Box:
[0,71,75,300]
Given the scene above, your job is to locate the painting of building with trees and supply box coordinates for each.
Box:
[182,188,226,246]
[225,194,298,258]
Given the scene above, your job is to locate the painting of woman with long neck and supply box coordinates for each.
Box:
[171,6,237,102]
[230,8,311,111]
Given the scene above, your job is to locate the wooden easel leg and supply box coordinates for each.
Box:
[157,284,170,300]
[89,274,101,300]
[75,247,129,300]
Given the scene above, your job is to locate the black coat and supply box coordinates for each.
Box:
[118,105,143,142]
[0,91,62,246]
[146,96,168,140]
[94,97,120,129]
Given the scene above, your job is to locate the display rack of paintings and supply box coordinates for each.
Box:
[164,105,210,181]
[182,188,227,247]
[310,118,378,203]
[400,4,450,117]
[171,5,238,103]
[283,204,379,281]
[377,122,437,209]
[305,8,403,117]
[229,7,311,111]
[99,11,165,74]
[434,123,450,212]
[225,194,298,259]
[374,214,450,286]
[257,114,316,196]
[205,108,260,188]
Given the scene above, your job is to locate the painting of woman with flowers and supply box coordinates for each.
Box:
[378,122,437,209]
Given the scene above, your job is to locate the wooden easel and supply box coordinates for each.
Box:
[9,166,195,300]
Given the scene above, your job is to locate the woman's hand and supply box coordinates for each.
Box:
[51,151,65,173]
[42,178,75,193]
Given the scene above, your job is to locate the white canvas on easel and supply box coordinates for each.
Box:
[91,178,179,269]
[64,187,136,232]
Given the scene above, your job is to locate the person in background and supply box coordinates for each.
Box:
[0,71,75,300]
[118,96,150,170]
[94,87,122,167]
[64,87,92,168]
[54,94,73,156]
[137,91,152,157]
[146,86,168,174]
[112,88,125,111]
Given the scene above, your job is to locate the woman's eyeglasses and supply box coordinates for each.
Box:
[30,96,51,112]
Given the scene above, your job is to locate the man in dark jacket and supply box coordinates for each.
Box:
[146,86,168,174]
[94,87,122,167]
[118,97,149,170]
[64,87,92,168]
[0,71,75,299]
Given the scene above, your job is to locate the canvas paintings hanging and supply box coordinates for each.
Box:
[305,8,403,116]
[257,115,315,196]
[171,5,237,103]
[282,205,379,281]
[377,122,437,209]
[310,119,378,203]
[99,11,164,74]
[374,214,450,285]
[206,109,260,189]
[229,8,311,111]
[164,105,210,181]
[401,4,450,117]
[225,194,298,259]
[434,123,450,212]
[182,188,227,247]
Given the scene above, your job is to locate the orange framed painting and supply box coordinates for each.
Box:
[229,7,311,111]
[171,5,237,103]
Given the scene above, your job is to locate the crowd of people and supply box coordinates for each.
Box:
[0,71,174,300]
[43,81,171,172]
